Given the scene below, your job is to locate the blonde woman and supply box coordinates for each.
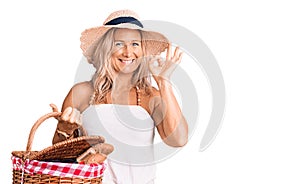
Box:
[52,10,188,184]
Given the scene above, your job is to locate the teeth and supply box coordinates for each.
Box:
[120,59,133,64]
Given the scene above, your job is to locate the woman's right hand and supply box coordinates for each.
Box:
[50,104,82,125]
[60,107,82,125]
[51,104,82,144]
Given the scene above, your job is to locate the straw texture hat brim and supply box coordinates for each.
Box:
[80,10,169,63]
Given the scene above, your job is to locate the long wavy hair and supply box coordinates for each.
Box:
[88,28,153,104]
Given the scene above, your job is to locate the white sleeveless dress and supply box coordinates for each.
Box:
[82,104,156,184]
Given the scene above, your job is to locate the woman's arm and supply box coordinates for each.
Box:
[52,81,93,144]
[151,83,188,147]
[149,45,188,147]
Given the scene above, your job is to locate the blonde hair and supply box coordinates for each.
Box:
[89,28,152,104]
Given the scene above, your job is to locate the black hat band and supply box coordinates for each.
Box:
[104,16,144,28]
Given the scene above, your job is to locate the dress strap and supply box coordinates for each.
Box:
[135,86,141,106]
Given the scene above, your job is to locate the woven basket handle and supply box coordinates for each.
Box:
[26,111,87,151]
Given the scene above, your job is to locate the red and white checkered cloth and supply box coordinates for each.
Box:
[11,156,106,178]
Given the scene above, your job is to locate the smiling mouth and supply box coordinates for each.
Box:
[119,59,134,65]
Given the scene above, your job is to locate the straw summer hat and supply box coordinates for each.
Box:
[80,9,169,63]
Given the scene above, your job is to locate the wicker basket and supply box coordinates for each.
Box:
[11,111,105,184]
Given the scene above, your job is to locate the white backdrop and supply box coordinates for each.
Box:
[1,0,300,183]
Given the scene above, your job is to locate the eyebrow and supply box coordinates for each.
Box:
[114,40,141,42]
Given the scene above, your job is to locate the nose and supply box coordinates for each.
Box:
[122,45,133,57]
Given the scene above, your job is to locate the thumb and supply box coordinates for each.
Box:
[50,103,59,112]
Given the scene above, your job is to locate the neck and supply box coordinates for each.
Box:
[112,72,134,92]
[110,73,136,105]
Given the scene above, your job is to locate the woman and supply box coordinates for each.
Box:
[52,9,188,184]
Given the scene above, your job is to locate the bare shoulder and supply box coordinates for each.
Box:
[72,81,94,94]
[63,81,94,112]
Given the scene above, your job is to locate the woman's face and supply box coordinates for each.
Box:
[111,28,143,74]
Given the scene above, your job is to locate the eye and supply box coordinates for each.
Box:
[132,42,140,47]
[115,42,124,47]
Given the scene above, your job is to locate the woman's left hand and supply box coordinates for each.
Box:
[148,44,183,82]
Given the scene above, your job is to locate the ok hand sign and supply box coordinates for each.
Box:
[148,44,183,83]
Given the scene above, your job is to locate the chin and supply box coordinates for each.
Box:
[118,64,140,74]
[119,67,138,74]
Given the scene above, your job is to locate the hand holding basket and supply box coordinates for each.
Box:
[11,108,113,183]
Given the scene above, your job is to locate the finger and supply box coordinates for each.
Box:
[157,57,165,67]
[75,111,83,125]
[147,58,155,70]
[50,103,61,120]
[69,108,81,124]
[148,55,161,67]
[177,51,183,64]
[146,55,156,64]
[173,46,181,59]
[50,103,59,112]
[173,47,183,64]
[166,43,172,61]
[172,47,182,61]
[61,107,72,121]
